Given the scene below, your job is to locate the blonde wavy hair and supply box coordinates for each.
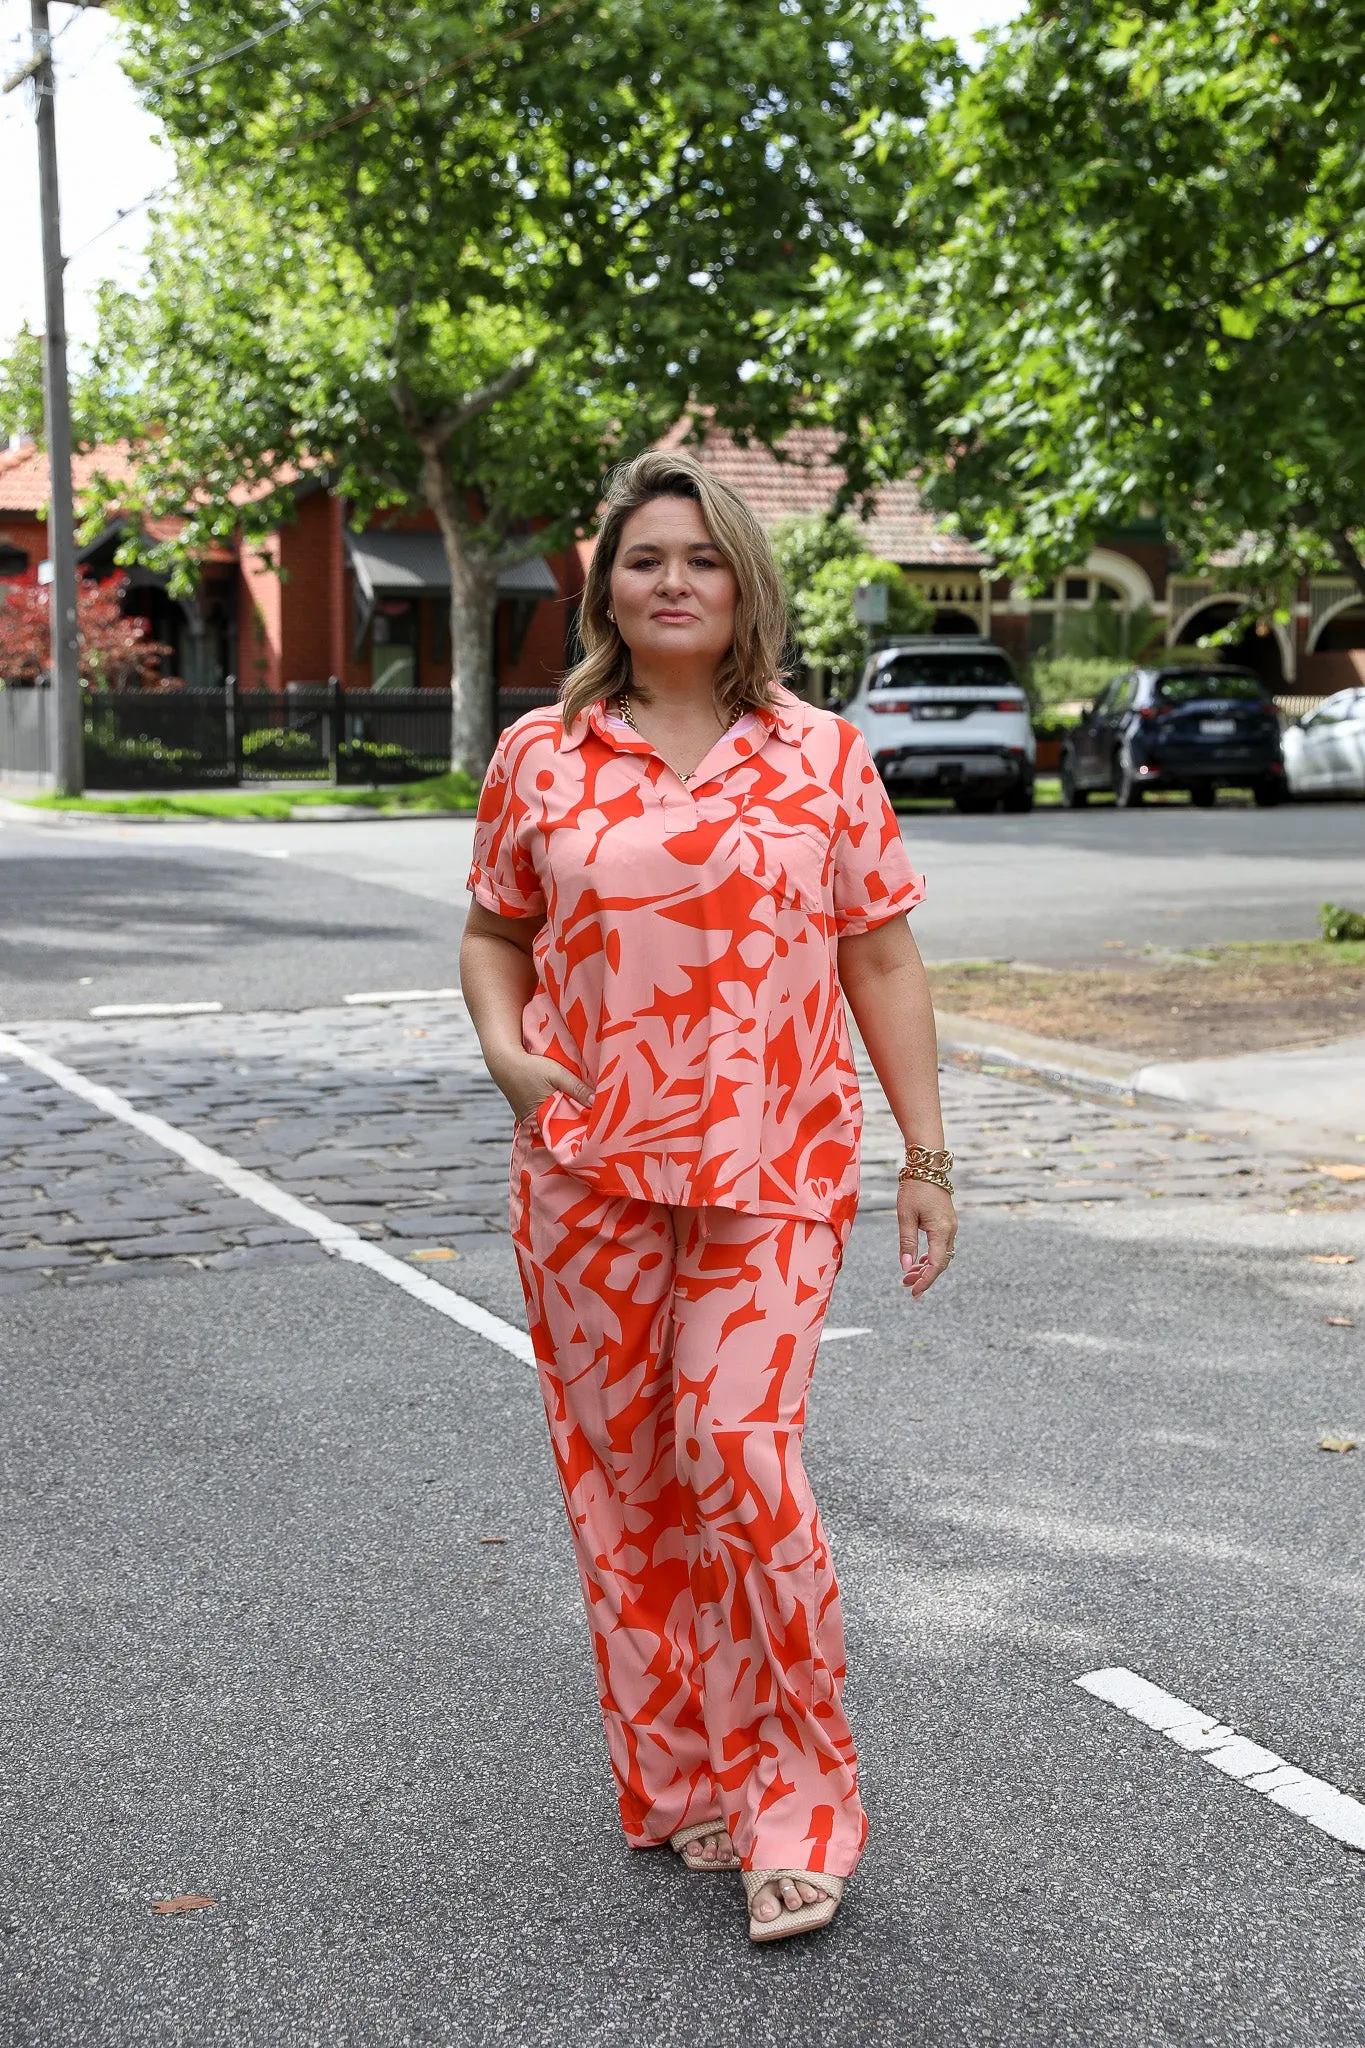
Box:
[560,447,789,731]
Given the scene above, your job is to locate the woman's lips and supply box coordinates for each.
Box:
[652,609,699,623]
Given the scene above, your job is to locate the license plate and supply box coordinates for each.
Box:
[1200,718,1236,736]
[917,706,959,721]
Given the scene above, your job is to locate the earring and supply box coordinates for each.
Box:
[606,606,616,624]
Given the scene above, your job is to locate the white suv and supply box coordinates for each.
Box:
[838,638,1036,813]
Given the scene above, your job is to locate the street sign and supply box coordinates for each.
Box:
[853,582,888,625]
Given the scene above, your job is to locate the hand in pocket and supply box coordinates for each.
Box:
[499,1052,593,1124]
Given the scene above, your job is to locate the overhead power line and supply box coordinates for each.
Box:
[64,182,171,262]
[166,0,331,89]
[47,0,592,260]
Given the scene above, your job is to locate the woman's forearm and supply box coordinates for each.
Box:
[838,920,945,1150]
[459,920,538,1081]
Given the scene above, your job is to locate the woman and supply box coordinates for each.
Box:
[460,448,955,1943]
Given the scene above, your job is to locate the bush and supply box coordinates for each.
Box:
[1032,708,1083,740]
[769,514,862,599]
[793,556,933,688]
[1320,902,1365,943]
[241,725,318,759]
[1026,656,1132,707]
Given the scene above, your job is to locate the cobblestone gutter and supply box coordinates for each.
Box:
[1,1002,1355,1296]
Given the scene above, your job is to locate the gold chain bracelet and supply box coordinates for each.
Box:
[899,1144,954,1195]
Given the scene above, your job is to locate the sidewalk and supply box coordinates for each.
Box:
[937,1010,1365,1151]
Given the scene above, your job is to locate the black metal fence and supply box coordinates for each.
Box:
[2,681,560,789]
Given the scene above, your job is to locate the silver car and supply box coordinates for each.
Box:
[1282,688,1365,798]
[838,637,1036,813]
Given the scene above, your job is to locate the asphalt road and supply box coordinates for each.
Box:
[2,1203,1362,2046]
[2,804,1364,2044]
[4,798,1365,1022]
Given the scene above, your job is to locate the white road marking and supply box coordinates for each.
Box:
[0,1030,534,1367]
[90,1001,224,1018]
[244,848,290,860]
[820,1326,872,1343]
[1075,1666,1365,1853]
[344,988,463,1006]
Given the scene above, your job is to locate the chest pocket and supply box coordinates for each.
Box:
[736,824,825,913]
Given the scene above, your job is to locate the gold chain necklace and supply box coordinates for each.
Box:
[615,690,737,785]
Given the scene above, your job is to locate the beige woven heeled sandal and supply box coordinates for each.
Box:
[742,1869,845,1942]
[669,1820,740,1871]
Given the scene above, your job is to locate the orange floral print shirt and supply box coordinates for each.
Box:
[468,683,925,1236]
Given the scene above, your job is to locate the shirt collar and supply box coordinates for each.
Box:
[559,682,807,753]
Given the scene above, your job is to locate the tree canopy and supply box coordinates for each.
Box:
[801,0,1365,599]
[105,0,948,767]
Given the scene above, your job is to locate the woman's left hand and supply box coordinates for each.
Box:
[898,1178,957,1297]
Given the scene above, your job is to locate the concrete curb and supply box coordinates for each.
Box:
[935,1011,1143,1098]
[936,1009,1365,1151]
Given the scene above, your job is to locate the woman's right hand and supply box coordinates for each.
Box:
[493,1051,594,1125]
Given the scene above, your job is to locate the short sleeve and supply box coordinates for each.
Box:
[830,725,925,936]
[466,730,547,918]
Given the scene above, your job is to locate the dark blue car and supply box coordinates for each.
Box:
[1060,664,1286,809]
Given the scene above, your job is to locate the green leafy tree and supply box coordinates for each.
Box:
[0,314,132,450]
[769,514,862,603]
[792,554,931,688]
[0,326,45,447]
[802,0,1365,603]
[106,0,947,770]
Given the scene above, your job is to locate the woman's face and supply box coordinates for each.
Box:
[608,495,738,673]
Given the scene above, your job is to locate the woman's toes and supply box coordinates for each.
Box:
[755,1886,782,1920]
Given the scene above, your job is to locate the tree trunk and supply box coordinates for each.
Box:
[415,439,500,777]
[393,352,538,780]
[1331,529,1365,604]
[447,554,501,775]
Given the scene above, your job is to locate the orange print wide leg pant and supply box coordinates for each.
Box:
[511,1128,868,1879]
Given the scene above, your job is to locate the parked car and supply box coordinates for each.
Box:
[838,637,1036,812]
[1282,688,1365,799]
[1059,664,1286,808]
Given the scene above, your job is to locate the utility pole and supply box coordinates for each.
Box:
[26,1,84,791]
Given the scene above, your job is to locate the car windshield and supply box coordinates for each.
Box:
[1155,671,1266,707]
[873,653,1017,691]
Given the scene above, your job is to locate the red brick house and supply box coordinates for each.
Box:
[0,442,575,703]
[3,429,1361,700]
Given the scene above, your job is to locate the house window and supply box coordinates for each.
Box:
[0,543,28,579]
[372,598,418,690]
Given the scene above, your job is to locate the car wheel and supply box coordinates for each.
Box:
[1060,752,1088,808]
[1189,782,1216,809]
[953,792,999,814]
[1112,749,1144,807]
[1252,779,1284,808]
[1001,778,1035,814]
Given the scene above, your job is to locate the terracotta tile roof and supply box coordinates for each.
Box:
[0,440,140,514]
[665,423,989,568]
[0,442,243,565]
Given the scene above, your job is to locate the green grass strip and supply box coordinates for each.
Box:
[22,773,480,819]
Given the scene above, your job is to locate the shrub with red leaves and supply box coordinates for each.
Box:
[0,576,174,689]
